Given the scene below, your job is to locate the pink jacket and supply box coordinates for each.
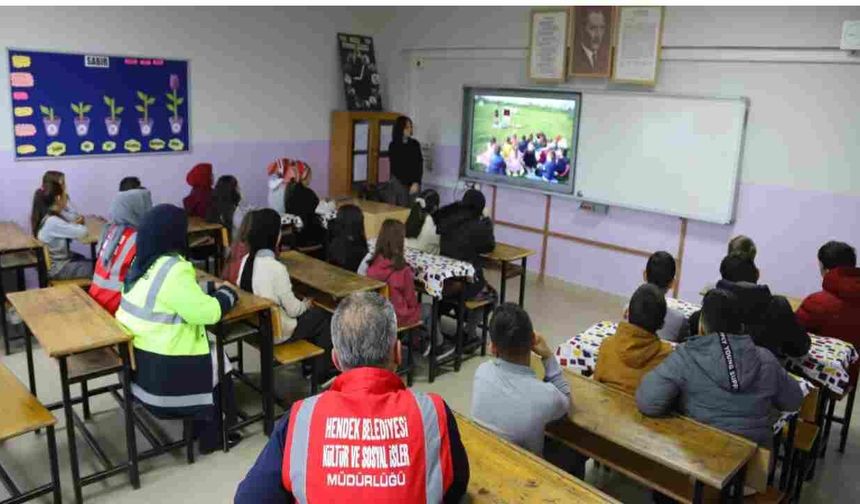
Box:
[367,256,421,327]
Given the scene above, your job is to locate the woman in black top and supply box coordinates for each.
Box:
[284,164,326,247]
[388,115,423,207]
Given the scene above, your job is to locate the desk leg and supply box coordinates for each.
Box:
[59,357,83,504]
[24,326,36,397]
[46,426,61,503]
[499,261,507,305]
[692,480,704,504]
[215,323,228,453]
[0,271,8,355]
[429,298,438,383]
[119,344,140,489]
[519,257,528,308]
[731,465,747,503]
[90,243,97,268]
[259,309,275,436]
[780,415,797,490]
[36,247,48,288]
[454,289,465,372]
[214,231,223,277]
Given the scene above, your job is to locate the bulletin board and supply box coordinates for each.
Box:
[8,49,190,160]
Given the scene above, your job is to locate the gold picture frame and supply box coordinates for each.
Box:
[527,8,570,83]
[568,6,616,79]
[611,6,665,86]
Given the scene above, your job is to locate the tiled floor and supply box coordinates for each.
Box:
[0,271,855,503]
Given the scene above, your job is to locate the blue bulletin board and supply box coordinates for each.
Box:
[8,49,189,160]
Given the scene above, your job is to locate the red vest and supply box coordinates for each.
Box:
[88,225,137,315]
[283,368,454,503]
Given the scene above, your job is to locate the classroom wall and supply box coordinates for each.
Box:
[0,6,386,228]
[375,6,860,302]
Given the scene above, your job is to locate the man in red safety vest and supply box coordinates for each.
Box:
[235,292,469,503]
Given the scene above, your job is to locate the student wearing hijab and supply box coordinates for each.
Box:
[283,162,325,247]
[183,162,214,218]
[89,188,153,314]
[115,204,241,454]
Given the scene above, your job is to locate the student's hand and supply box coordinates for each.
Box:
[409,183,419,194]
[532,332,553,360]
[75,215,85,225]
[303,298,314,310]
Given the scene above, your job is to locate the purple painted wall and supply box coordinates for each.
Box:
[0,139,331,231]
[427,144,860,302]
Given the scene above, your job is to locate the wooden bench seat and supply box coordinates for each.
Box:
[272,340,324,366]
[0,364,56,442]
[484,261,524,279]
[465,298,493,311]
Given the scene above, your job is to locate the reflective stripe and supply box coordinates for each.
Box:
[92,274,122,291]
[131,383,212,408]
[120,257,184,325]
[410,389,444,504]
[111,233,137,279]
[289,395,320,504]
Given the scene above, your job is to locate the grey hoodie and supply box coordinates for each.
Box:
[97,189,152,267]
[636,333,803,447]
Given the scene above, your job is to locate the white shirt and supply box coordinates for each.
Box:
[580,44,596,68]
[237,250,308,344]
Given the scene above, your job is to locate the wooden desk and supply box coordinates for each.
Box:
[0,221,49,354]
[455,412,617,503]
[81,216,106,245]
[195,270,278,441]
[188,216,227,275]
[337,198,410,238]
[553,371,757,503]
[7,285,138,503]
[280,250,386,301]
[481,242,535,308]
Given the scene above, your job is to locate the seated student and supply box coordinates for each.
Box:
[756,296,810,359]
[283,162,325,247]
[471,303,570,456]
[235,292,469,503]
[404,188,441,254]
[728,234,757,264]
[367,219,454,359]
[488,145,506,175]
[712,254,772,330]
[183,162,214,218]
[32,181,93,280]
[523,143,538,174]
[636,288,804,447]
[596,284,673,395]
[116,204,241,453]
[238,209,330,349]
[796,241,860,366]
[641,251,690,342]
[33,170,82,224]
[221,210,254,285]
[541,150,559,182]
[436,189,496,341]
[89,188,153,314]
[326,204,368,272]
[119,176,142,191]
[206,175,247,243]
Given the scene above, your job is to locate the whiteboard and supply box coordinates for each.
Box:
[574,91,747,224]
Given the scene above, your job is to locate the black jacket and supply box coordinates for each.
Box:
[326,236,368,273]
[389,138,423,186]
[284,184,325,247]
[436,203,495,295]
[715,280,810,359]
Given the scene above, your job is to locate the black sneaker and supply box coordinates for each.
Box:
[435,342,456,361]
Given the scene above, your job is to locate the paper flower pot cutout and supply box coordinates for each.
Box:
[39,105,61,137]
[166,74,184,135]
[70,102,92,137]
[103,96,124,137]
[135,91,156,137]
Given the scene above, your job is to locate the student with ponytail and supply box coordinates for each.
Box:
[31,170,82,225]
[404,188,440,254]
[32,180,93,279]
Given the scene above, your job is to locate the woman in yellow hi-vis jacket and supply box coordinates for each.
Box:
[116,204,240,453]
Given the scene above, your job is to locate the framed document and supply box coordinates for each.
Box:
[528,8,569,82]
[569,6,616,78]
[611,6,664,86]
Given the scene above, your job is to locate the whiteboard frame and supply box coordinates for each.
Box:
[462,89,749,225]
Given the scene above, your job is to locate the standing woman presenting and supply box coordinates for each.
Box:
[387,115,423,207]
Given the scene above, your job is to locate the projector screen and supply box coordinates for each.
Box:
[460,87,581,195]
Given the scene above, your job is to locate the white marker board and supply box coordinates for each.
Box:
[574,91,747,224]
